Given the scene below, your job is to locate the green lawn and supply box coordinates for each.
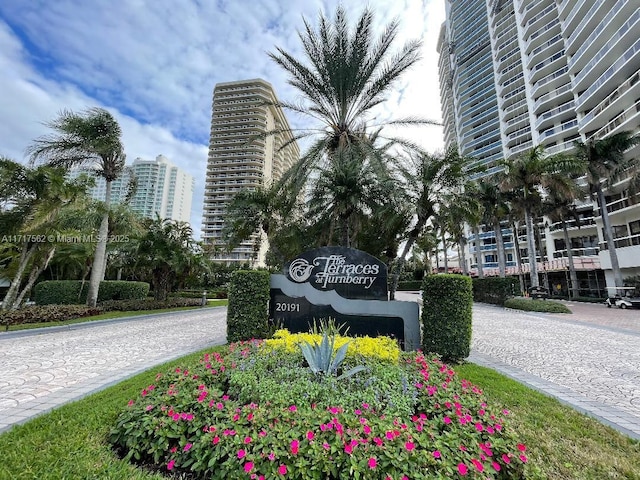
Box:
[1,352,638,479]
[5,299,228,332]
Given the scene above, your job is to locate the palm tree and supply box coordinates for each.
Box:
[574,131,640,287]
[500,146,583,288]
[475,180,511,277]
[268,6,438,217]
[27,107,126,307]
[0,158,88,310]
[389,148,477,297]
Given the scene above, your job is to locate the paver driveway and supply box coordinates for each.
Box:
[0,308,226,433]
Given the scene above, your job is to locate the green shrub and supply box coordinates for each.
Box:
[504,297,571,313]
[397,280,422,291]
[34,280,149,305]
[422,274,472,362]
[109,341,527,480]
[0,305,103,328]
[472,277,519,305]
[99,298,202,311]
[170,288,228,299]
[227,270,270,342]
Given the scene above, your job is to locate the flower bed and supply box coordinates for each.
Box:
[110,334,528,479]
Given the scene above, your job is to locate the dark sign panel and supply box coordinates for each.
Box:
[284,247,387,300]
[269,289,405,346]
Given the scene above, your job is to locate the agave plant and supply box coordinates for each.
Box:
[299,331,366,380]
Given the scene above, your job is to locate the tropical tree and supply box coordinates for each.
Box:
[574,131,640,287]
[268,6,438,234]
[0,158,89,309]
[389,148,478,297]
[135,217,200,301]
[27,107,126,307]
[475,180,511,277]
[499,146,583,288]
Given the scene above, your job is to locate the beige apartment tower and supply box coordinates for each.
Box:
[201,78,299,266]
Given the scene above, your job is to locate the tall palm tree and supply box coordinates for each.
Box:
[574,131,640,287]
[0,158,88,310]
[475,180,511,277]
[27,107,125,307]
[268,6,438,213]
[500,146,583,288]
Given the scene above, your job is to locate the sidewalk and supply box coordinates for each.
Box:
[0,308,227,433]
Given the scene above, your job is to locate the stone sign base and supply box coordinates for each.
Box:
[270,275,420,350]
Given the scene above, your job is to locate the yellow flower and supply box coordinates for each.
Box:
[262,329,400,363]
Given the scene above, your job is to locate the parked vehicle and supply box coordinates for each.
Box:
[527,286,549,300]
[604,287,640,309]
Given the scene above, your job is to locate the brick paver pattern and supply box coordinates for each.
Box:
[0,309,226,432]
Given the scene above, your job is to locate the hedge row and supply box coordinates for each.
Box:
[422,274,472,363]
[34,280,149,305]
[397,280,422,291]
[1,298,204,328]
[504,297,571,313]
[170,288,228,299]
[226,270,270,343]
[472,277,519,305]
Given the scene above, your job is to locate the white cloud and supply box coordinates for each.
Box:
[0,0,445,238]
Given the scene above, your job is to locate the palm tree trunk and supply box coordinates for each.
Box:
[494,222,506,277]
[512,221,525,295]
[524,209,539,288]
[472,225,484,279]
[562,220,579,298]
[441,230,448,273]
[14,247,56,308]
[390,219,427,300]
[87,180,111,307]
[1,242,39,310]
[597,187,624,287]
[459,239,469,276]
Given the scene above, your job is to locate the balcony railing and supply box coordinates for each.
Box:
[599,233,640,250]
[579,70,639,129]
[552,247,600,259]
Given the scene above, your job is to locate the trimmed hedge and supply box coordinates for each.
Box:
[170,288,228,299]
[472,277,519,305]
[1,305,102,328]
[504,297,572,313]
[421,274,473,363]
[397,280,422,291]
[227,270,270,342]
[34,280,149,305]
[99,298,202,311]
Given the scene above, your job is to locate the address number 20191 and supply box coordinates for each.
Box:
[274,302,300,312]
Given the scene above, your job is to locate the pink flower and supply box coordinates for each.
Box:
[385,431,394,440]
[471,459,484,472]
[457,463,468,475]
[183,443,192,452]
[127,399,134,407]
[212,436,220,445]
[368,457,377,469]
[289,405,297,412]
[244,436,252,444]
[475,423,483,432]
[322,442,330,450]
[405,441,415,451]
[363,425,371,435]
[502,454,511,464]
[517,443,526,452]
[268,452,275,461]
[278,464,287,475]
[519,454,528,463]
[237,449,246,459]
[492,462,501,472]
[244,461,254,472]
[290,439,299,455]
[306,431,314,441]
[167,459,175,470]
[433,450,441,459]
[344,444,353,454]
[443,416,452,424]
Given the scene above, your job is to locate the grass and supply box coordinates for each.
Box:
[5,299,228,332]
[456,363,640,480]
[1,346,638,479]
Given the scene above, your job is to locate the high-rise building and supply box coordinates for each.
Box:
[201,78,299,266]
[70,155,195,223]
[439,0,640,291]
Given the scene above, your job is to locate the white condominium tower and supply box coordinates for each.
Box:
[70,155,195,223]
[201,78,299,266]
[439,0,640,290]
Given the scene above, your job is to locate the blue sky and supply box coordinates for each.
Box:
[0,0,445,236]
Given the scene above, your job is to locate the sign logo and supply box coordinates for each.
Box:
[288,258,314,282]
